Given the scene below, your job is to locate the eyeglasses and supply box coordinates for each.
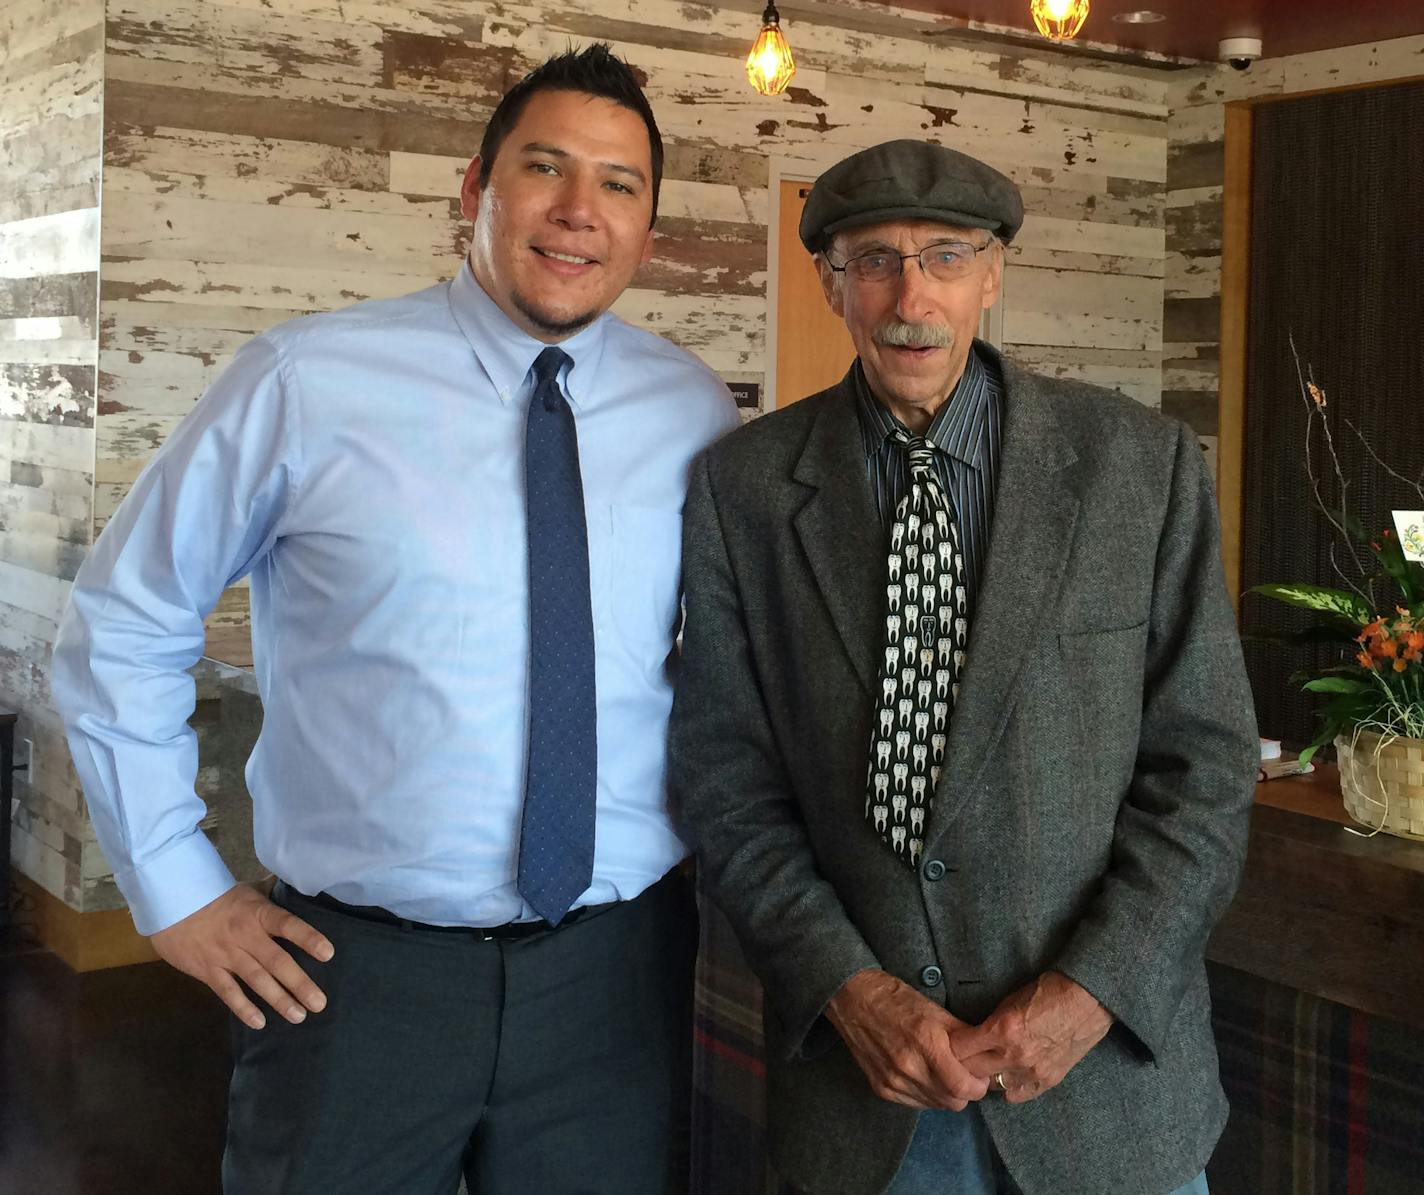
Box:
[827,239,995,286]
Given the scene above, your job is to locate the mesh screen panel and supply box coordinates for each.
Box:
[1240,80,1424,748]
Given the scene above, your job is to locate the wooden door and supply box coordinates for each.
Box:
[774,179,857,408]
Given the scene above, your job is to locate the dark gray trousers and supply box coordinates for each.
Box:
[222,870,697,1195]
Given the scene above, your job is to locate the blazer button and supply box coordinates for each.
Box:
[920,965,943,988]
[922,858,946,881]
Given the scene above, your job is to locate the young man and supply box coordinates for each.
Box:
[53,45,737,1194]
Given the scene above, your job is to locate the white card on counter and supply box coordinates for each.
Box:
[1394,510,1424,561]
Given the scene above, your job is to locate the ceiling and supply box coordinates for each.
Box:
[873,0,1424,63]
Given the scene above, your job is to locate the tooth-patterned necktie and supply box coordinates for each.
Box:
[864,432,967,867]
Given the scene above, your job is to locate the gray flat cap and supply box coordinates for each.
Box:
[799,140,1024,252]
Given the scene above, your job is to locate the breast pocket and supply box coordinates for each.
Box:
[1057,619,1150,798]
[604,504,684,651]
[1058,620,1149,716]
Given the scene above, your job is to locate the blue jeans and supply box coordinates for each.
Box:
[883,1106,1211,1195]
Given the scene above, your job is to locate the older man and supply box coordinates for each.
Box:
[669,140,1258,1195]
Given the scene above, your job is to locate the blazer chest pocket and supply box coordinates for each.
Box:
[1057,620,1149,775]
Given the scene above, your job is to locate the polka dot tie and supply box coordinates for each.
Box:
[518,347,596,924]
[864,432,968,868]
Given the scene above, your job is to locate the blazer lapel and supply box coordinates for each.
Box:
[791,377,884,699]
[927,360,1081,841]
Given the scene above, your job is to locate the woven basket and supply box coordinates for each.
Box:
[1335,731,1424,840]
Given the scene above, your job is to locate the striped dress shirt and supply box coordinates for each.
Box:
[854,343,1004,622]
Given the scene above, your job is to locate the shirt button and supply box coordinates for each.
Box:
[920,965,943,988]
[922,859,946,881]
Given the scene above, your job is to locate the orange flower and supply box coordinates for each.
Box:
[1394,658,1408,672]
[1308,381,1327,407]
[1407,630,1424,652]
[1379,638,1399,659]
[1357,650,1375,669]
[1359,618,1386,643]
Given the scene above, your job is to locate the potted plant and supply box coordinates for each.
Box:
[1247,346,1424,837]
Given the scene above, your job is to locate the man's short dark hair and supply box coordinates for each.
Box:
[478,43,664,225]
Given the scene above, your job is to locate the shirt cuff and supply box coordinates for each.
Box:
[119,830,239,936]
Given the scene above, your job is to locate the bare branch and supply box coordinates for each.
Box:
[1288,332,1369,584]
[1342,416,1424,504]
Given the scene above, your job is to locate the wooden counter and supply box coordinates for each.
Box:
[1207,764,1424,1030]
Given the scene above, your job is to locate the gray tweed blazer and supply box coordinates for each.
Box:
[668,347,1258,1195]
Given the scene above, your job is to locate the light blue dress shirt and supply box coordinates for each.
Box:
[52,261,740,935]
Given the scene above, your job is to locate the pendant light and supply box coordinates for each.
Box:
[1031,0,1090,42]
[746,2,796,97]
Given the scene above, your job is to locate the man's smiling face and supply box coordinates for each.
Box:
[461,88,656,343]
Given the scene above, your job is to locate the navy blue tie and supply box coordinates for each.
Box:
[518,346,597,925]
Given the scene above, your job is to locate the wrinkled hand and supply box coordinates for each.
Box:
[826,969,990,1111]
[151,884,334,1030]
[949,971,1112,1104]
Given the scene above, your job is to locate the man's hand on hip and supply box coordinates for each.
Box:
[826,969,991,1111]
[150,884,334,1030]
[949,970,1112,1104]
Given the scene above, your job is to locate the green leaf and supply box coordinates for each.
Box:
[1242,622,1360,646]
[1248,583,1373,623]
[1324,506,1369,542]
[1302,676,1371,694]
[1399,560,1424,608]
[1375,534,1414,593]
[1299,699,1369,764]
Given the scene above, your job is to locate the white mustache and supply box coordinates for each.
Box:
[876,321,952,348]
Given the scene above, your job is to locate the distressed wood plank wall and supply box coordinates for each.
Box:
[0,0,103,910]
[1164,35,1424,476]
[5,0,1183,914]
[98,0,1175,554]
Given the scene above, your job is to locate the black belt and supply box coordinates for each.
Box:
[279,882,613,941]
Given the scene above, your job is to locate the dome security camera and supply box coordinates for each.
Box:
[1219,37,1262,71]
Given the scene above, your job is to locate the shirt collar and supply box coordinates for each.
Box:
[447,257,610,410]
[854,345,993,471]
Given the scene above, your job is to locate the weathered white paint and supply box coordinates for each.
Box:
[10,0,1203,911]
[0,209,101,280]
